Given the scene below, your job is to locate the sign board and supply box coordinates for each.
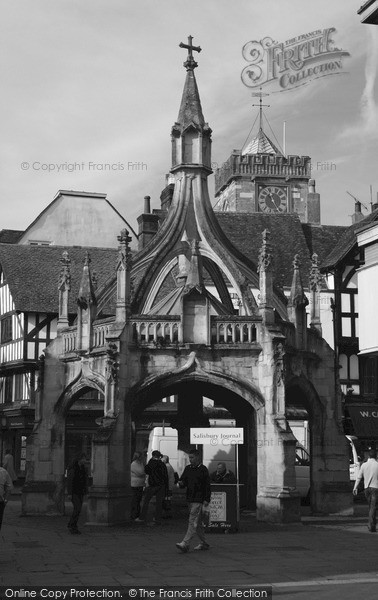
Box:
[190,427,244,446]
[210,491,227,522]
[348,405,378,439]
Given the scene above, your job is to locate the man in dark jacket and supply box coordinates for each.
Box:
[67,453,88,534]
[176,449,211,553]
[136,450,168,524]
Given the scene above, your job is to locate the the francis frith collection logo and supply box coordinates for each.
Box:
[241,27,350,92]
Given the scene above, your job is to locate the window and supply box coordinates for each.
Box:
[361,357,378,398]
[1,315,12,343]
[340,271,358,339]
[4,376,13,403]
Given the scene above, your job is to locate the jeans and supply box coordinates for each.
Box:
[0,501,5,531]
[130,486,144,520]
[68,494,84,530]
[139,485,165,522]
[365,487,378,531]
[182,502,207,546]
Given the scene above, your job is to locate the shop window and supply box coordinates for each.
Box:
[1,315,12,344]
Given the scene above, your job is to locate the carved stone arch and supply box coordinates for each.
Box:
[285,373,325,422]
[128,355,265,416]
[54,371,105,418]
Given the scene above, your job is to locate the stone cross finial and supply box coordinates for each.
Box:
[179,35,201,71]
[257,229,272,273]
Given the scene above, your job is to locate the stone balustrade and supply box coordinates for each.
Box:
[131,316,181,345]
[92,319,113,348]
[211,317,259,344]
[62,328,77,353]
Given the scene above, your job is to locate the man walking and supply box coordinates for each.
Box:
[353,448,378,532]
[0,465,13,532]
[176,449,211,553]
[136,450,168,524]
[67,453,88,535]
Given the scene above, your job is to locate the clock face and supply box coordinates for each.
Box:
[258,186,288,213]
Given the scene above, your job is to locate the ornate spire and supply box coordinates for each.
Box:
[116,229,133,322]
[309,253,323,335]
[175,36,207,131]
[257,229,272,273]
[59,250,71,291]
[289,255,308,308]
[77,251,97,310]
[257,230,274,324]
[309,253,323,291]
[58,250,71,332]
[117,228,133,272]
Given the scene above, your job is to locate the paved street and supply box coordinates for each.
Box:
[1,496,378,599]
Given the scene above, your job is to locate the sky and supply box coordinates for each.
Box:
[1,0,377,232]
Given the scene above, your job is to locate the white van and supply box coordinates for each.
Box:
[147,424,237,477]
[295,435,361,499]
[346,435,361,482]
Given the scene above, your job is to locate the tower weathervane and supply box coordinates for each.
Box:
[252,87,270,130]
[179,35,201,71]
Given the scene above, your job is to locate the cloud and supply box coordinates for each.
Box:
[339,27,378,141]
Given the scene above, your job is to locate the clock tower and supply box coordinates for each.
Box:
[214,120,320,224]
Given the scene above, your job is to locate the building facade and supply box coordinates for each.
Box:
[21,40,351,524]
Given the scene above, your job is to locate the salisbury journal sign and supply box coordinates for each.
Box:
[190,428,244,446]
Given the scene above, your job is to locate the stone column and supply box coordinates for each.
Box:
[256,329,301,523]
[22,339,67,515]
[86,327,132,525]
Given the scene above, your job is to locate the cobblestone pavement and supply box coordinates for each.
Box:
[0,498,377,591]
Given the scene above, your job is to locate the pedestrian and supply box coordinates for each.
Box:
[2,449,17,483]
[135,450,168,525]
[162,455,176,518]
[130,451,146,520]
[353,447,378,532]
[210,461,237,483]
[176,448,211,553]
[66,453,88,535]
[0,466,13,532]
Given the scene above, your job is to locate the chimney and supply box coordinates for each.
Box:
[306,179,320,225]
[372,193,378,212]
[137,195,159,250]
[352,200,364,224]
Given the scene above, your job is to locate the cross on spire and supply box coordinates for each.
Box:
[179,35,201,71]
[252,87,270,130]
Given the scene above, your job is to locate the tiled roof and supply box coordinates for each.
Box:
[0,244,117,315]
[216,213,347,288]
[0,230,24,244]
[321,209,378,270]
[242,128,281,155]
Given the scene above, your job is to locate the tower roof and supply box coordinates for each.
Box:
[242,127,282,155]
[176,69,206,130]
